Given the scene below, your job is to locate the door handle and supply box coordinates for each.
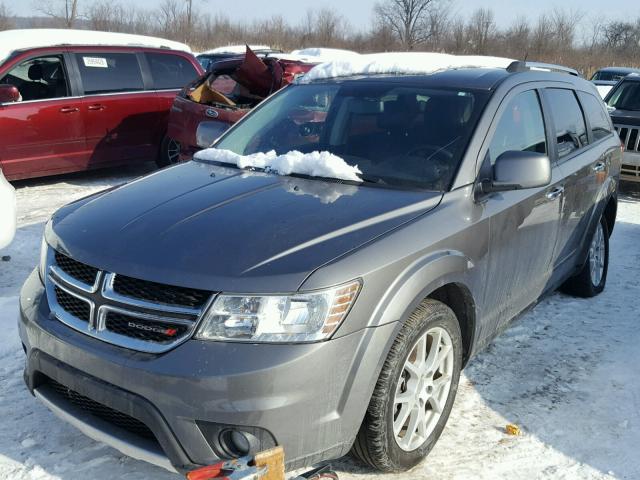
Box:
[593,162,606,173]
[59,106,79,113]
[546,187,564,200]
[88,104,105,111]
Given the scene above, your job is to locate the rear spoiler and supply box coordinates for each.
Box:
[507,61,580,77]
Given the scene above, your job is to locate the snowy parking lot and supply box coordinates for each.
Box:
[1,165,639,480]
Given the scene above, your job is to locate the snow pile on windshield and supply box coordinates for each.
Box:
[203,45,271,55]
[194,148,362,182]
[300,52,514,83]
[0,29,190,63]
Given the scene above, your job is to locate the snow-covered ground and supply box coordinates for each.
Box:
[0,166,639,480]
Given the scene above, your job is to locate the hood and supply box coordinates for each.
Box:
[48,161,442,293]
[610,109,640,127]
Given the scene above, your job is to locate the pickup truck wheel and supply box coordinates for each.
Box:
[158,135,181,167]
[351,299,462,472]
[561,215,609,298]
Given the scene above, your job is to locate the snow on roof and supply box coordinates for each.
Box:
[0,29,191,64]
[202,45,272,55]
[194,148,362,182]
[299,52,514,83]
[291,48,360,59]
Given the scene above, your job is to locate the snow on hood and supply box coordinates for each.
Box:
[283,178,358,204]
[300,52,514,83]
[194,148,362,182]
[0,29,190,64]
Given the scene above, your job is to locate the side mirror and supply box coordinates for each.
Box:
[0,84,20,103]
[480,151,551,194]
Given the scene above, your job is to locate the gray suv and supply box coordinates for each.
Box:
[19,59,621,475]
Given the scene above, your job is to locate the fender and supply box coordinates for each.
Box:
[369,249,475,329]
[330,250,479,445]
[573,176,617,274]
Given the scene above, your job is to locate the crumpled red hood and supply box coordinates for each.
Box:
[234,46,314,97]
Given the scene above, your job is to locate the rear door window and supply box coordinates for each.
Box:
[488,90,547,165]
[75,53,144,94]
[545,88,589,158]
[145,53,199,90]
[578,91,613,142]
[0,55,69,101]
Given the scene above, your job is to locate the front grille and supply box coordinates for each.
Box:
[45,377,156,440]
[616,125,640,152]
[621,163,640,180]
[113,274,211,309]
[54,251,99,286]
[105,311,189,344]
[47,248,213,353]
[54,286,91,322]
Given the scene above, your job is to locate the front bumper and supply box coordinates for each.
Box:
[0,168,16,249]
[19,269,394,472]
[621,151,640,182]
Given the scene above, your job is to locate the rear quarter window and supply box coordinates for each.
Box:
[545,88,589,158]
[75,53,144,94]
[578,91,613,141]
[146,53,199,90]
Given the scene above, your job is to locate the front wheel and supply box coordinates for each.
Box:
[561,215,609,297]
[351,299,462,472]
[157,135,181,167]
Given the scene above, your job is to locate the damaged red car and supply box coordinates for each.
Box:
[166,47,316,162]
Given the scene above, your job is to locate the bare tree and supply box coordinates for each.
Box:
[374,0,447,50]
[157,0,182,39]
[86,1,131,32]
[465,8,495,54]
[550,9,584,51]
[503,16,530,58]
[36,0,80,28]
[0,2,13,30]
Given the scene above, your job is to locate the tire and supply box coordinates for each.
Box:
[157,135,181,167]
[561,215,609,298]
[351,299,462,472]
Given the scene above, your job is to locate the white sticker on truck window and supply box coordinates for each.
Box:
[83,57,108,68]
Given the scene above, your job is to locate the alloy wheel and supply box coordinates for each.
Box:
[589,221,605,287]
[393,326,454,452]
[167,138,181,164]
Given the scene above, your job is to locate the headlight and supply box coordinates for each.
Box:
[195,280,361,343]
[39,235,49,281]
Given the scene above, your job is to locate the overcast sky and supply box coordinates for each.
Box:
[11,0,639,30]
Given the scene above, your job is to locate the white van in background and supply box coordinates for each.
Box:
[0,166,16,249]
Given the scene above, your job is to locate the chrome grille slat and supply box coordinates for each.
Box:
[46,249,215,354]
[102,273,203,316]
[615,123,640,152]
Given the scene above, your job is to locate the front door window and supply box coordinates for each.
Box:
[0,56,70,101]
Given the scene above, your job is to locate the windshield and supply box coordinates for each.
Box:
[607,81,640,111]
[592,71,629,82]
[212,82,489,190]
